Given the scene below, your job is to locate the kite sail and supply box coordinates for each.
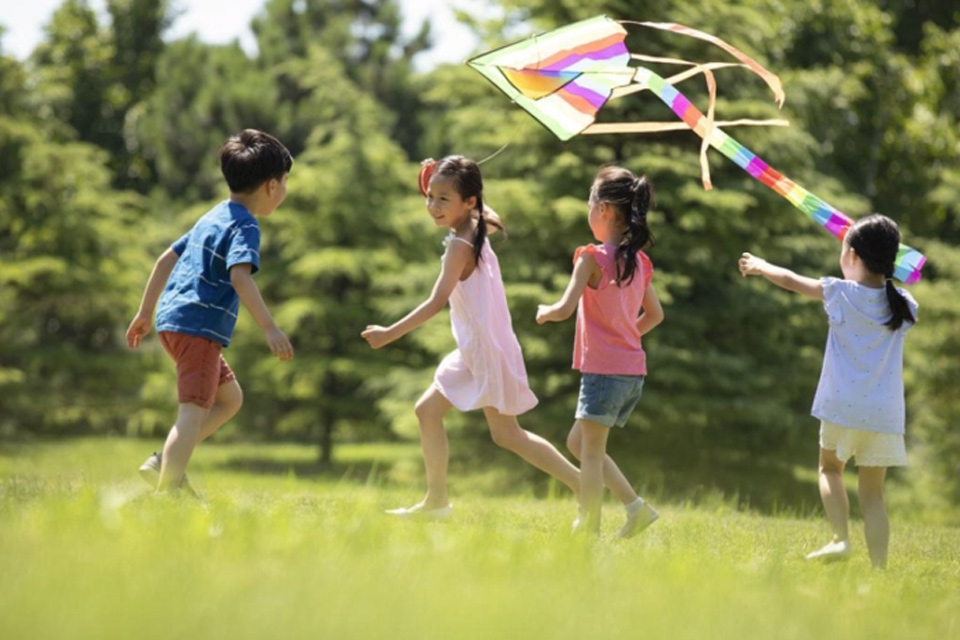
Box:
[467,15,926,284]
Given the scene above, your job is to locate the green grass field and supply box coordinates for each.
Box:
[2,438,958,640]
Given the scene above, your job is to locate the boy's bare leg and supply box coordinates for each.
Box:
[858,466,889,569]
[818,448,850,542]
[413,387,454,509]
[567,422,638,505]
[483,407,580,495]
[197,380,243,443]
[158,403,209,491]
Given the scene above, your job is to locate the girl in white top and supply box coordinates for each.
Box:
[362,156,579,518]
[739,214,918,569]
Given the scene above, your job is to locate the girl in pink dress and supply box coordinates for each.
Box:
[537,166,664,537]
[362,156,579,518]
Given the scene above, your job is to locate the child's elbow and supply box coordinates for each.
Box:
[647,307,665,328]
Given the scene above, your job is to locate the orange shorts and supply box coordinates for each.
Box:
[159,331,236,409]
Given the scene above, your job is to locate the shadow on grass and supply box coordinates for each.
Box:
[210,445,839,517]
[447,438,834,518]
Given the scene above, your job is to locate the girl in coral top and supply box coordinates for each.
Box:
[538,166,664,537]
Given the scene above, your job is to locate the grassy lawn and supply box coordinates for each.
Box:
[1,438,958,640]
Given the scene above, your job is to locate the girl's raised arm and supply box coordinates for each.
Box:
[536,252,602,324]
[362,240,474,349]
[739,252,824,300]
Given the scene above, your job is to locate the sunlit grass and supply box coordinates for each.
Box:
[1,439,958,640]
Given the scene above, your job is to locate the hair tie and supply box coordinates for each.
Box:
[418,159,436,197]
[884,277,895,284]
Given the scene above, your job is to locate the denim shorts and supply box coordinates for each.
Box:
[575,373,645,428]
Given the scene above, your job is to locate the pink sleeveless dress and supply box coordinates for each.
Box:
[433,235,538,416]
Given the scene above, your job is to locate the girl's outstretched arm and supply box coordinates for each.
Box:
[637,283,664,337]
[536,252,601,324]
[739,252,824,300]
[362,240,474,349]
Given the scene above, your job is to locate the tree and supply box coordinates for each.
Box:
[27,0,173,188]
[253,0,431,155]
[0,125,152,436]
[132,37,278,201]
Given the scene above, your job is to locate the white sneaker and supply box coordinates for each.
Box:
[805,539,851,561]
[138,452,197,497]
[385,504,453,520]
[618,500,659,539]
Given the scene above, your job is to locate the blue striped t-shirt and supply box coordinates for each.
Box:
[155,201,261,346]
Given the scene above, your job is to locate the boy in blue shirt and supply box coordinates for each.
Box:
[126,129,295,493]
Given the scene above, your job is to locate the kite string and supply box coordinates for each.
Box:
[477,141,511,165]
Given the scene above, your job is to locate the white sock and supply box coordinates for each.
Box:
[625,497,644,514]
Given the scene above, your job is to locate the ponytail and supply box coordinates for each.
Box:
[593,166,656,285]
[883,278,915,331]
[846,214,916,331]
[473,194,487,265]
[615,175,655,285]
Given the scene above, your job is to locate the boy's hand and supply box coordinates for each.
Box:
[126,313,152,349]
[739,252,767,277]
[361,325,393,349]
[265,327,294,361]
[536,304,558,325]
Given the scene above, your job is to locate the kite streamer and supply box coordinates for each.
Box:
[467,15,926,283]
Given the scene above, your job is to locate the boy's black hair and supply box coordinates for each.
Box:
[219,129,293,194]
[592,166,656,285]
[845,214,916,330]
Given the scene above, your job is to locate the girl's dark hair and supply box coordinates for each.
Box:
[219,129,293,193]
[592,166,655,285]
[432,155,504,264]
[845,213,916,330]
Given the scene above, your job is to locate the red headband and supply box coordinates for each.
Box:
[418,159,436,197]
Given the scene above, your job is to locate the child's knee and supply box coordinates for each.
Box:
[490,426,520,451]
[414,399,431,422]
[218,381,244,413]
[858,484,885,506]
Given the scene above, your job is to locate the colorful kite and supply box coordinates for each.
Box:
[467,15,926,284]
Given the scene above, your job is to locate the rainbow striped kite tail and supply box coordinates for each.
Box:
[894,245,926,285]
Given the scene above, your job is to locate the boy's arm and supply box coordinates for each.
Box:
[536,253,600,324]
[230,264,294,360]
[126,248,180,349]
[739,252,824,300]
[361,240,473,349]
[637,283,664,337]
